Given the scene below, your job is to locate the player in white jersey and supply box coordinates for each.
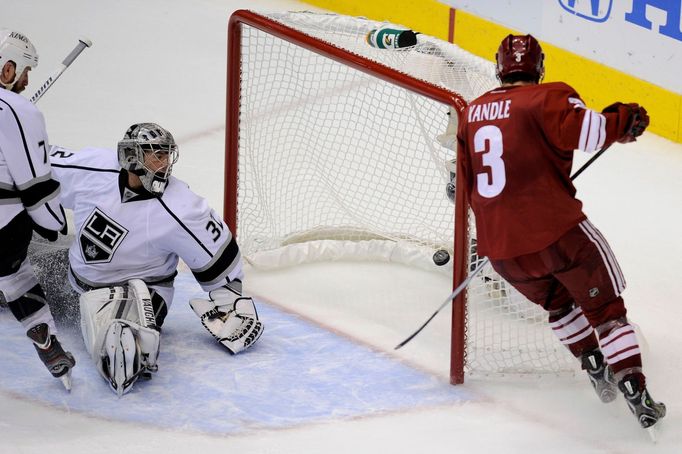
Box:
[50,123,263,396]
[0,29,75,390]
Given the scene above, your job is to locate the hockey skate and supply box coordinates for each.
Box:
[618,374,666,441]
[27,323,76,391]
[581,350,617,403]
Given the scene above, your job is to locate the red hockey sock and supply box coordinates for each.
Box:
[548,305,599,357]
[597,319,642,379]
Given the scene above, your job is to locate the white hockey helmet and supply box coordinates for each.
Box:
[117,123,179,196]
[100,321,144,397]
[0,29,38,90]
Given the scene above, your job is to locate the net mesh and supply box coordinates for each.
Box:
[233,11,576,376]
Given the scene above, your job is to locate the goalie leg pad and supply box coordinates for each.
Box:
[80,286,129,359]
[190,295,264,354]
[99,320,160,397]
[102,321,140,397]
[79,281,161,396]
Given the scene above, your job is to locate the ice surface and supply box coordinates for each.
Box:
[2,0,681,453]
[0,272,468,434]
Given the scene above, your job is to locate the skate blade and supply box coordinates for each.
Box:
[646,425,659,444]
[60,370,72,392]
[599,389,618,403]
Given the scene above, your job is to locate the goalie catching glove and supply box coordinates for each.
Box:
[190,286,264,354]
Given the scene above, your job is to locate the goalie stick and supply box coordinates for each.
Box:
[29,37,92,104]
[395,143,613,350]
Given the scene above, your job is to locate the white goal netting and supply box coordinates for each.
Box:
[230,10,576,378]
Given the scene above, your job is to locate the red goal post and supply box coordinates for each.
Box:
[224,10,576,384]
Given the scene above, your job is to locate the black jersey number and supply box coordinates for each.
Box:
[206,212,225,242]
[38,140,47,164]
[50,148,75,159]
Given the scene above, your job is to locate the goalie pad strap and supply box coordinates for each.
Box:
[128,279,158,331]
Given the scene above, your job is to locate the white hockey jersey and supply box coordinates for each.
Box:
[0,89,66,232]
[49,146,243,299]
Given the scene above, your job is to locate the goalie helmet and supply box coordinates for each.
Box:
[0,29,38,90]
[117,123,179,196]
[495,34,544,83]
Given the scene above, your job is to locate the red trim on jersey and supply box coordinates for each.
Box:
[551,310,583,331]
[561,325,592,342]
[606,345,640,361]
[601,328,636,348]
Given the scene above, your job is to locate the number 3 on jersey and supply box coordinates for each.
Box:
[474,125,506,198]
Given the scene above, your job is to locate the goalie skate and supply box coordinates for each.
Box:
[26,323,76,391]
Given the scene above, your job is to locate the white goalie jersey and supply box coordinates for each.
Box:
[49,146,243,301]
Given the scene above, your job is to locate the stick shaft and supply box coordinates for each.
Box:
[394,258,487,349]
[30,38,92,104]
[570,144,610,180]
[395,143,613,350]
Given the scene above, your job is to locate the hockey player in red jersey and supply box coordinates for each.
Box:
[457,34,664,430]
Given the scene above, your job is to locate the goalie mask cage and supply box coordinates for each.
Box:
[225,10,576,384]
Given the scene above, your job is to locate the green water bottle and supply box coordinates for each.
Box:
[366,26,418,49]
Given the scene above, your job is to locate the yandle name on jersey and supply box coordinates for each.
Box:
[468,100,512,123]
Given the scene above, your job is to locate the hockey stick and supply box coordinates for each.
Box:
[395,143,613,350]
[569,142,611,180]
[29,37,92,104]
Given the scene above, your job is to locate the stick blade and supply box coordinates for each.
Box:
[394,334,415,350]
[394,312,439,350]
[646,425,658,443]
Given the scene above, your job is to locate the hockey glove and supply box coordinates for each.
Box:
[602,102,649,144]
[190,287,264,354]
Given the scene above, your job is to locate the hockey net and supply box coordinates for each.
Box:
[226,10,576,383]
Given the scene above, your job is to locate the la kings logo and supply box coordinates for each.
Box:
[79,208,128,263]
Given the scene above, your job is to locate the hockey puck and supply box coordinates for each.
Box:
[433,249,450,266]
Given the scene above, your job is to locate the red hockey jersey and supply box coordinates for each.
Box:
[457,82,624,260]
